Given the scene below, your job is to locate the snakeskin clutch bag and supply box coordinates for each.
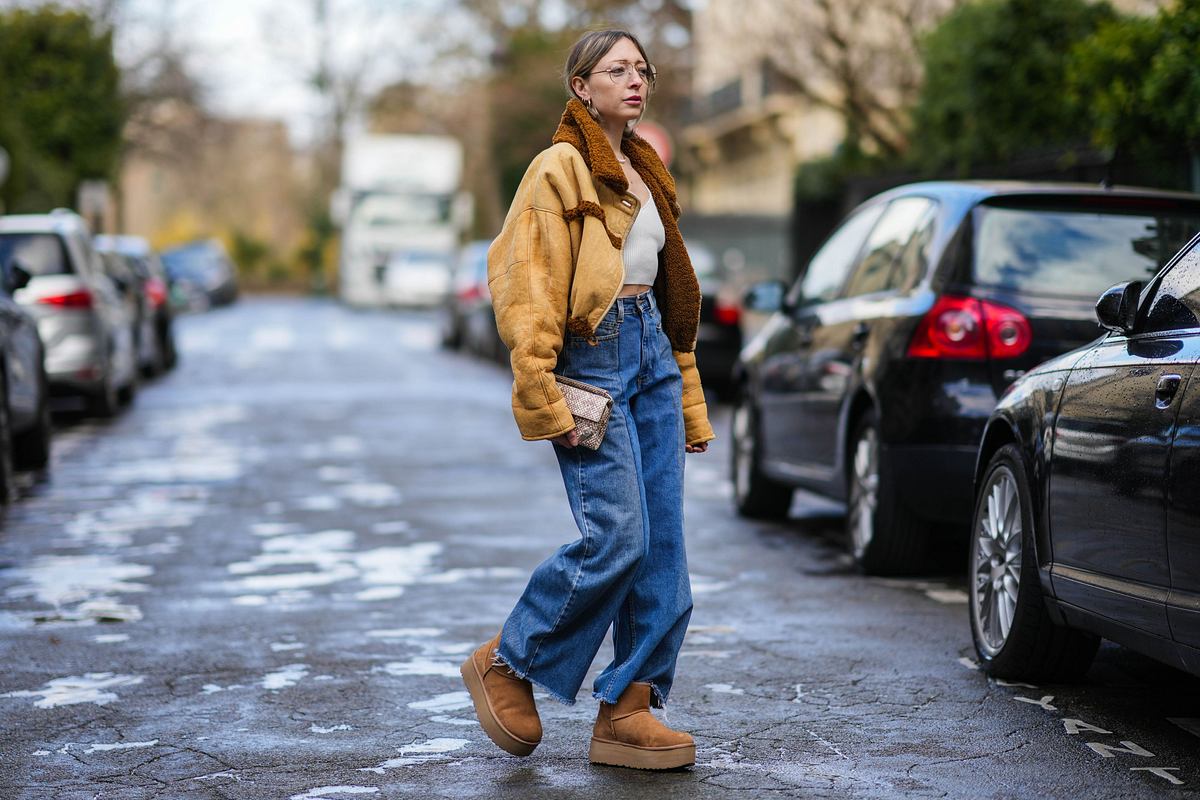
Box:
[554,374,613,450]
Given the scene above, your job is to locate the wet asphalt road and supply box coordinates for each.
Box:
[2,296,1200,800]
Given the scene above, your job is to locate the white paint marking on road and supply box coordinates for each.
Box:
[4,553,152,611]
[270,642,306,652]
[32,750,50,756]
[690,575,734,594]
[1131,767,1185,785]
[925,589,969,604]
[310,724,353,733]
[291,786,379,800]
[297,495,342,511]
[1063,719,1112,736]
[428,715,477,726]
[93,634,130,644]
[367,628,445,639]
[77,740,159,754]
[407,691,472,712]
[792,684,804,702]
[193,769,242,782]
[354,587,404,601]
[806,729,850,760]
[371,521,411,535]
[687,625,737,634]
[705,683,745,695]
[678,650,733,658]
[262,663,308,691]
[1168,718,1200,738]
[378,659,460,678]
[201,683,245,694]
[359,737,471,773]
[317,466,359,482]
[420,567,524,585]
[957,657,980,671]
[250,522,302,537]
[1014,695,1057,712]
[232,595,269,606]
[1,673,144,708]
[1086,740,1154,759]
[337,482,402,507]
[995,678,1038,689]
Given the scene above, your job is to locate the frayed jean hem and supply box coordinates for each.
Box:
[593,679,667,709]
[493,645,578,706]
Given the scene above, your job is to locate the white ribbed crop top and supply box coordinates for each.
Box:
[622,195,665,285]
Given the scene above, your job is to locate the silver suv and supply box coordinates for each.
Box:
[0,210,137,416]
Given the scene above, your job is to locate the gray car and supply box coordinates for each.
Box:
[0,210,138,416]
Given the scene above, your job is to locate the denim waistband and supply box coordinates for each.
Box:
[612,288,656,320]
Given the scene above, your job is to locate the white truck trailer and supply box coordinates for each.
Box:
[332,134,469,307]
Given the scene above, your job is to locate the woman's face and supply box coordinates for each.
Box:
[573,37,651,130]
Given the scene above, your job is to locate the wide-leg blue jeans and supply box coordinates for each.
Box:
[497,288,693,708]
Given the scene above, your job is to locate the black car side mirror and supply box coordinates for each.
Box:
[743,280,790,314]
[1095,280,1144,335]
[4,259,32,293]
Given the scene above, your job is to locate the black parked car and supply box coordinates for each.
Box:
[95,235,177,375]
[0,259,53,501]
[161,239,238,308]
[732,181,1200,574]
[690,241,743,400]
[969,231,1200,681]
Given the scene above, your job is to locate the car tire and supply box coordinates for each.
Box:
[161,322,178,371]
[846,411,927,575]
[0,371,17,505]
[969,444,1099,681]
[118,368,139,407]
[12,367,52,472]
[731,390,792,520]
[88,368,120,418]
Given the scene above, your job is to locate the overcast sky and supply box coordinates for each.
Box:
[113,0,476,147]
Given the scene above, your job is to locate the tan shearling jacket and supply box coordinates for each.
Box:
[488,99,716,446]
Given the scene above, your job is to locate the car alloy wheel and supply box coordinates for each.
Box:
[848,426,879,560]
[971,465,1023,657]
[732,400,753,506]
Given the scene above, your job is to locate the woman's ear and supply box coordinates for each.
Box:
[570,75,589,103]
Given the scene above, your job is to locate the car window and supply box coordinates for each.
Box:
[1142,244,1200,334]
[0,233,73,276]
[842,198,936,298]
[974,203,1200,298]
[790,204,885,306]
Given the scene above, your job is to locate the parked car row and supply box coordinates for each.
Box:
[728,179,1200,683]
[0,209,214,506]
[441,237,745,396]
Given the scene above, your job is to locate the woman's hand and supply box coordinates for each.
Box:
[552,428,581,448]
[685,442,709,454]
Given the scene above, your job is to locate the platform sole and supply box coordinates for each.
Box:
[588,737,696,770]
[459,657,539,757]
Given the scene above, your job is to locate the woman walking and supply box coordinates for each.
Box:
[460,28,715,771]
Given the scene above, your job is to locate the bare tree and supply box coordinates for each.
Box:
[734,0,966,158]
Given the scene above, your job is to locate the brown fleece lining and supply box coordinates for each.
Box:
[563,201,623,249]
[566,316,595,340]
[551,99,701,352]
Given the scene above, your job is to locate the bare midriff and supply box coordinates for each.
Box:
[617,283,653,297]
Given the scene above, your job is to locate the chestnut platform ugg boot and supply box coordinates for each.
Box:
[589,682,695,770]
[460,632,542,756]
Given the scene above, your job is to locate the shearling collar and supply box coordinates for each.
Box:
[551,99,680,219]
[551,98,698,353]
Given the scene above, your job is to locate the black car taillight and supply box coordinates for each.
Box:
[907,295,1031,360]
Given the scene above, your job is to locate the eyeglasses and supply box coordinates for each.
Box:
[589,62,657,86]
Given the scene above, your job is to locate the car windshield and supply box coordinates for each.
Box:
[0,233,72,276]
[974,203,1200,298]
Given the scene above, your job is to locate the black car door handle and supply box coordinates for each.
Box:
[1155,374,1182,409]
